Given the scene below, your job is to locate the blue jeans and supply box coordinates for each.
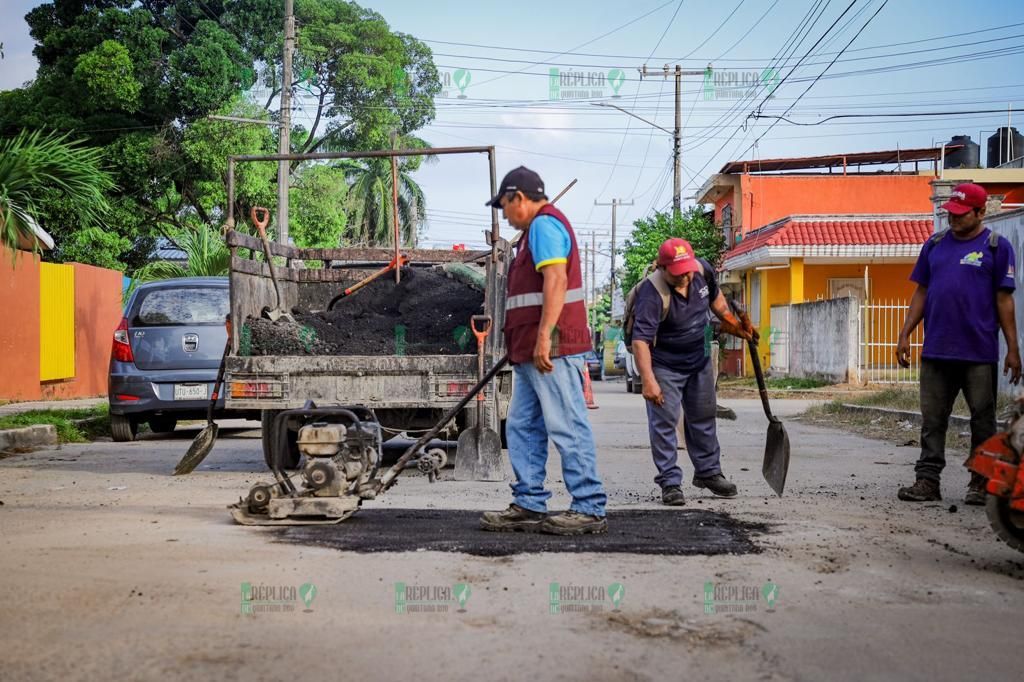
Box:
[645,360,721,488]
[506,354,607,517]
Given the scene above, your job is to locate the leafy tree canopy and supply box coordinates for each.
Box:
[0,0,440,272]
[620,208,726,294]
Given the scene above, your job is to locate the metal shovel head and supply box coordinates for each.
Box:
[175,423,219,475]
[454,428,504,481]
[763,417,790,497]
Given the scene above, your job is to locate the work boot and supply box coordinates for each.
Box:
[480,504,546,533]
[661,485,686,506]
[693,473,738,498]
[965,474,987,506]
[540,511,608,535]
[897,478,941,501]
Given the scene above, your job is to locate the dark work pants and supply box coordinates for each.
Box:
[916,359,998,483]
[646,359,721,488]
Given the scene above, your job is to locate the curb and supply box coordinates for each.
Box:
[837,404,1008,431]
[0,424,59,452]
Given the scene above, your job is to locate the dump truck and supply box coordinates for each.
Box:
[220,146,513,470]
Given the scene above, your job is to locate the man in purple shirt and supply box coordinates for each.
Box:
[897,182,1021,504]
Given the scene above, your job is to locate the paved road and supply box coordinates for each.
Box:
[0,381,1021,682]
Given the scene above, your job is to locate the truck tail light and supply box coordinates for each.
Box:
[111,318,134,363]
[230,381,283,399]
[444,381,483,399]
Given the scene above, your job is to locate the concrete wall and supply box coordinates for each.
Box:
[0,250,43,399]
[0,252,123,401]
[785,297,860,383]
[987,208,1024,396]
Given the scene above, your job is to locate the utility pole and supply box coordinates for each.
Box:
[591,232,597,314]
[582,240,589,305]
[636,64,708,220]
[276,0,295,245]
[594,198,634,301]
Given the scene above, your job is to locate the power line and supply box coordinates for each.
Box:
[470,0,680,88]
[422,20,1024,63]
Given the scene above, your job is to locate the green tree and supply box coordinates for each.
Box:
[289,164,348,248]
[620,207,726,294]
[0,130,114,258]
[129,225,230,288]
[0,0,441,270]
[341,154,427,247]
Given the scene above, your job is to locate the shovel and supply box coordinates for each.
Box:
[454,315,504,481]
[175,334,231,475]
[327,254,408,311]
[746,339,791,496]
[250,207,295,323]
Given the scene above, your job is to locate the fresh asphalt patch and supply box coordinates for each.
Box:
[276,509,768,556]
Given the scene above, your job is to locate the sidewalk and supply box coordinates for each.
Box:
[0,398,106,417]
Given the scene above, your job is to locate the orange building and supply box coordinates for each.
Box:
[697,147,942,375]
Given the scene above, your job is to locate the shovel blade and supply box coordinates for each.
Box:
[454,428,505,481]
[763,419,790,497]
[175,423,219,475]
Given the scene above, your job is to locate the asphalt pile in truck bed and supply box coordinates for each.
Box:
[245,267,486,356]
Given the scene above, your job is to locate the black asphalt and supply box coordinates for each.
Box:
[277,509,769,556]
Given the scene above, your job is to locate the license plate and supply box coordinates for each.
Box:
[174,383,208,401]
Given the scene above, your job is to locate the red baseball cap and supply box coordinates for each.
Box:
[941,182,987,216]
[657,238,701,276]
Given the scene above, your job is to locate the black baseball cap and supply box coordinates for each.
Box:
[485,166,547,207]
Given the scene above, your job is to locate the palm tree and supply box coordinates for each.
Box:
[128,225,230,295]
[342,157,427,247]
[340,134,433,247]
[0,130,114,256]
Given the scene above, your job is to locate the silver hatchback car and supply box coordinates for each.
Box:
[108,277,230,441]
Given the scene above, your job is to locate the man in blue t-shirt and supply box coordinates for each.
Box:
[631,238,757,505]
[897,182,1021,504]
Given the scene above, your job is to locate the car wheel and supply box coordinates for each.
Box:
[111,414,138,442]
[626,377,633,393]
[148,417,178,433]
[261,410,302,470]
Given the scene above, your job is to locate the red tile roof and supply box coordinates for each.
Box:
[723,214,933,260]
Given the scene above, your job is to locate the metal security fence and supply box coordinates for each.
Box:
[858,300,921,384]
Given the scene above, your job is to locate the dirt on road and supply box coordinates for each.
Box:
[1,387,1022,682]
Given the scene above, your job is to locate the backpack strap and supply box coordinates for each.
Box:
[646,269,672,321]
[931,228,1000,251]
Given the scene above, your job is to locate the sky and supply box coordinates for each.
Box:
[2,0,1024,283]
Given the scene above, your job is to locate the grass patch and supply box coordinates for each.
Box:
[800,400,966,452]
[843,387,1015,417]
[0,406,110,443]
[719,376,835,390]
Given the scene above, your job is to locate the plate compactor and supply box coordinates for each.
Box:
[229,357,508,526]
[966,401,1024,554]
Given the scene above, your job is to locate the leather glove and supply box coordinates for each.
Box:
[737,309,760,343]
[720,311,759,343]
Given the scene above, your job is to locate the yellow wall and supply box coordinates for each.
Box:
[803,263,915,302]
[38,262,76,382]
[740,262,916,375]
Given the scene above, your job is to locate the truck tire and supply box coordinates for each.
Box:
[148,417,177,433]
[111,414,137,442]
[261,410,302,470]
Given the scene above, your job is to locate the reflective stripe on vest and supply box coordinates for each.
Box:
[506,287,586,311]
